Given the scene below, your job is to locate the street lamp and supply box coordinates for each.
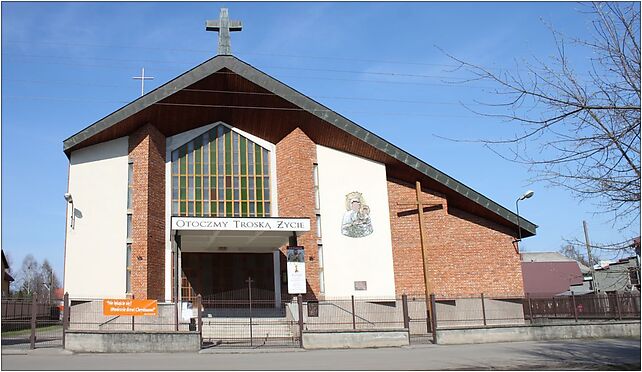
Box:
[64,193,74,228]
[515,190,534,245]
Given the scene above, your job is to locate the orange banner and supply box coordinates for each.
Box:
[102,299,158,316]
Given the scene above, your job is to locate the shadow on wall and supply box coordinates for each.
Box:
[68,138,128,165]
[448,207,516,237]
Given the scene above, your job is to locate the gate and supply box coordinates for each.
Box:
[1,297,63,350]
[199,288,299,348]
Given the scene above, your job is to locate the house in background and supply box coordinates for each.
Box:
[520,252,590,297]
[593,256,640,293]
[2,250,15,296]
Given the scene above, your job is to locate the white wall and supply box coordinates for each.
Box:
[316,145,396,299]
[64,137,129,299]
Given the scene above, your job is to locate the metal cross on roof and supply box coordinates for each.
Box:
[206,8,242,55]
[132,68,154,97]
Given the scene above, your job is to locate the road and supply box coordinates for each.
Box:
[2,338,640,370]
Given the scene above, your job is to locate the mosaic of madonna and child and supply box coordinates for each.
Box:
[341,191,374,238]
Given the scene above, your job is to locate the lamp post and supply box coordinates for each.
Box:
[64,193,74,228]
[515,190,534,248]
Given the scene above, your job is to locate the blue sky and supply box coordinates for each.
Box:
[2,2,639,281]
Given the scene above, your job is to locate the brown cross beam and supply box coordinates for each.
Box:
[398,181,443,331]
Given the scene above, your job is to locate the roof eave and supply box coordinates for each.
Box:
[62,55,537,236]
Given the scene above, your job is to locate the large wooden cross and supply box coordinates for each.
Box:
[206,8,243,55]
[397,181,442,329]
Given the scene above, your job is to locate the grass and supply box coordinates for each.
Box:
[1,325,62,337]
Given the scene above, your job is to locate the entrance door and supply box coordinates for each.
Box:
[182,252,274,301]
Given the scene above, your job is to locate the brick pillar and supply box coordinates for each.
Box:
[129,123,166,301]
[276,128,320,299]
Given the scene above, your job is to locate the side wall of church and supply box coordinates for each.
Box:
[387,179,525,298]
[129,124,166,301]
[316,145,397,299]
[64,137,129,299]
[275,128,320,298]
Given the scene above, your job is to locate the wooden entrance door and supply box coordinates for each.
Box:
[182,252,274,300]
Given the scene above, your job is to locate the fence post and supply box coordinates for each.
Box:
[351,295,356,330]
[402,294,410,329]
[480,293,487,326]
[616,293,622,320]
[430,294,438,343]
[30,296,37,349]
[297,295,304,349]
[62,293,70,349]
[527,296,534,324]
[571,291,578,322]
[196,294,202,348]
[131,294,135,331]
[174,301,179,331]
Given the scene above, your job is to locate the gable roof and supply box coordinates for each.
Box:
[63,55,537,236]
[1,249,9,269]
[522,251,590,273]
[521,261,584,296]
[521,252,574,263]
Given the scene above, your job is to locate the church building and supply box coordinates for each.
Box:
[62,9,536,305]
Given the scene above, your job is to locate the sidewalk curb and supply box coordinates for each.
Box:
[2,349,29,355]
[199,347,306,354]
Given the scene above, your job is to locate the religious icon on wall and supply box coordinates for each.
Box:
[287,246,306,294]
[287,247,305,263]
[341,191,374,238]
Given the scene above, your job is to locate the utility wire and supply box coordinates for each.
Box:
[3,52,474,80]
[5,79,486,106]
[3,41,597,78]
[4,96,480,119]
[3,61,492,88]
[2,40,505,70]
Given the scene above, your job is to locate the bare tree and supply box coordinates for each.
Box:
[40,259,61,302]
[14,256,61,301]
[445,2,640,230]
[16,254,42,298]
[559,244,599,268]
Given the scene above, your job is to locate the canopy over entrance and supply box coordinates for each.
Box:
[172,216,310,251]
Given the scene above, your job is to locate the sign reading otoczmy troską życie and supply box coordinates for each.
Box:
[171,217,310,231]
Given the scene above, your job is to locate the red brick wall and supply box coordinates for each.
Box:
[387,178,524,298]
[276,128,320,299]
[129,124,166,301]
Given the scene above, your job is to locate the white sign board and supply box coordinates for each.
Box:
[287,246,307,294]
[172,217,310,232]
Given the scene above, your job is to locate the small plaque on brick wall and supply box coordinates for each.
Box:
[354,281,367,291]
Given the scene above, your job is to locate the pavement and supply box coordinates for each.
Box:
[1,338,640,370]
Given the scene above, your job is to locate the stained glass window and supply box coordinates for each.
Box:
[171,125,272,217]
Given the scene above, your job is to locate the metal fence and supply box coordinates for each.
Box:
[1,297,63,350]
[433,294,526,328]
[431,292,641,330]
[199,291,437,347]
[200,290,299,348]
[525,292,641,323]
[11,291,638,350]
[68,298,188,332]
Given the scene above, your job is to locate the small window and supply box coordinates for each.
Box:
[126,214,132,240]
[127,162,133,210]
[629,268,640,286]
[313,164,320,210]
[126,244,132,293]
[316,214,322,238]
